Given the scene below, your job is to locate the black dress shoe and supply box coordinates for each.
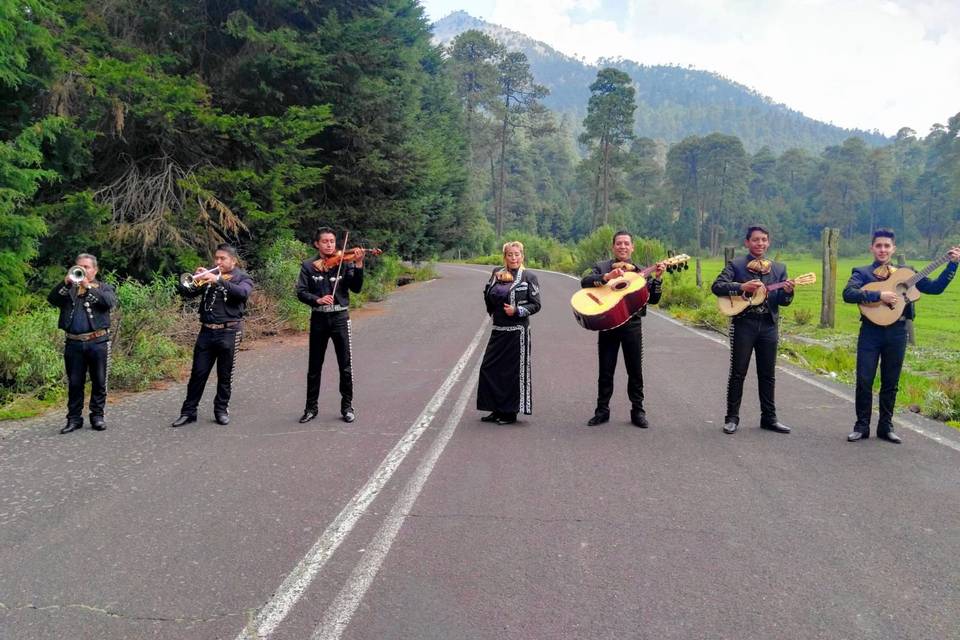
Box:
[171,415,196,428]
[60,422,83,434]
[342,407,356,423]
[723,420,739,434]
[761,422,791,434]
[630,411,648,428]
[299,410,317,424]
[480,412,499,423]
[847,431,865,442]
[586,412,609,426]
[214,412,230,425]
[496,413,517,425]
[90,416,106,431]
[879,431,902,444]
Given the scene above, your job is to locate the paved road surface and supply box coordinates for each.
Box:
[2,264,958,639]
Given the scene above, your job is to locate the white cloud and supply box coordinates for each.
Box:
[472,0,960,135]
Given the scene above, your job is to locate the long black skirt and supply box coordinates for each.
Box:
[476,324,532,415]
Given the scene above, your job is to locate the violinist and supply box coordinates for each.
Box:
[296,227,365,424]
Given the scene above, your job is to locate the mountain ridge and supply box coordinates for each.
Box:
[431,10,889,153]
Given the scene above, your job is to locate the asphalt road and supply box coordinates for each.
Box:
[1,264,959,640]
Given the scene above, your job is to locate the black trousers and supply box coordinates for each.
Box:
[305,311,353,414]
[854,321,908,436]
[596,316,644,413]
[180,327,241,417]
[725,314,779,425]
[64,338,110,423]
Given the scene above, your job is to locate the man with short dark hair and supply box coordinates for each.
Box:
[171,243,253,427]
[48,253,117,434]
[843,229,960,443]
[712,225,794,435]
[296,227,365,424]
[580,230,664,427]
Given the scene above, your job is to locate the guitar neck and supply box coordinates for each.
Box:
[905,254,950,288]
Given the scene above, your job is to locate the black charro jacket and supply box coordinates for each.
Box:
[843,260,956,323]
[295,257,363,312]
[483,267,542,327]
[176,268,253,324]
[712,255,793,322]
[48,280,117,334]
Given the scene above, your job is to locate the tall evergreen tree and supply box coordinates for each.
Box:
[580,68,636,227]
[492,51,548,237]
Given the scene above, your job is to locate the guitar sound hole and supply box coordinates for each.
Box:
[612,281,627,291]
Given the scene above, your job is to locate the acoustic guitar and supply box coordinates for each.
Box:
[858,253,954,326]
[571,255,690,331]
[717,272,817,317]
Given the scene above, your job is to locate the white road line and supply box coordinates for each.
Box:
[311,358,482,640]
[236,320,490,640]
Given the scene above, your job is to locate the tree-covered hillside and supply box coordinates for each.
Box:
[432,11,889,154]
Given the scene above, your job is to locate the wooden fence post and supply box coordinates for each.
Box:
[820,227,840,328]
[695,257,702,288]
[723,247,735,264]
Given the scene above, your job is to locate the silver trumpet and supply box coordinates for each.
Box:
[67,265,86,284]
[179,266,220,290]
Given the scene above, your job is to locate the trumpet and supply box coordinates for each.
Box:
[179,266,220,290]
[67,265,86,285]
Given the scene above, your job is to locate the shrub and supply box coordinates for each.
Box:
[256,236,312,331]
[110,277,188,389]
[573,226,666,276]
[0,308,63,403]
[659,283,708,310]
[921,388,954,421]
[792,308,814,326]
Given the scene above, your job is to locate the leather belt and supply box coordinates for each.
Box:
[202,321,241,330]
[66,328,109,342]
[313,304,349,313]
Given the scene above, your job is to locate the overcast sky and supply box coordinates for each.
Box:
[420,0,960,137]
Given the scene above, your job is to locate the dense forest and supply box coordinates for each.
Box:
[1,0,472,315]
[3,0,960,319]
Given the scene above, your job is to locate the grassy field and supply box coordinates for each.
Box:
[665,253,960,426]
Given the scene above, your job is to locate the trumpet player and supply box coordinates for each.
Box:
[171,244,253,427]
[47,254,117,434]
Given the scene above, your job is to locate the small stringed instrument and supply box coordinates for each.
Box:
[313,247,383,272]
[571,254,690,331]
[717,272,817,317]
[858,253,954,326]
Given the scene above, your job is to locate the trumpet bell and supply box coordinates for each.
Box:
[68,266,85,284]
[179,272,197,289]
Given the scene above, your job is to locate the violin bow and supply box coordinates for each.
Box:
[329,230,349,303]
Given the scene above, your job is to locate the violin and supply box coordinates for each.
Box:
[313,247,383,272]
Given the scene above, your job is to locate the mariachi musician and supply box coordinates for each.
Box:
[580,230,665,428]
[842,228,960,444]
[295,227,365,424]
[476,241,541,425]
[711,225,793,435]
[171,243,254,427]
[48,253,117,434]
